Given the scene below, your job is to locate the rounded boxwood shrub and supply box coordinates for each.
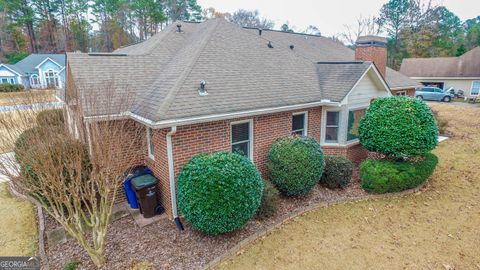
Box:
[267,136,325,196]
[36,108,64,127]
[320,156,353,189]
[359,96,438,158]
[360,153,438,193]
[256,180,280,219]
[177,152,263,234]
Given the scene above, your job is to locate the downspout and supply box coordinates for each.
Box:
[166,126,184,230]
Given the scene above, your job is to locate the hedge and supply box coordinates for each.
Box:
[360,153,438,193]
[267,136,325,196]
[359,96,438,158]
[177,152,263,234]
[256,180,280,219]
[0,83,24,92]
[320,156,353,189]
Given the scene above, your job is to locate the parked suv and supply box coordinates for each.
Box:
[415,87,453,102]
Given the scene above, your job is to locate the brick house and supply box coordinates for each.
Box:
[65,19,418,222]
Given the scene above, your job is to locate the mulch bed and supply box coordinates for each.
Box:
[45,167,367,269]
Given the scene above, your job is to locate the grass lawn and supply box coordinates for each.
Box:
[218,103,480,270]
[0,90,56,106]
[0,182,37,256]
[0,111,38,153]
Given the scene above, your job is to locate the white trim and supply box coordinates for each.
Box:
[470,81,480,96]
[410,77,480,80]
[230,119,254,161]
[0,64,22,76]
[29,74,40,87]
[35,57,63,69]
[321,107,342,145]
[84,100,341,128]
[292,111,308,136]
[394,90,407,96]
[146,127,155,160]
[341,64,392,105]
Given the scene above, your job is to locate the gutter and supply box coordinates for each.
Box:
[84,100,341,128]
[166,126,183,230]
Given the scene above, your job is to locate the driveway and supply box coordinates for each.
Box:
[218,103,480,270]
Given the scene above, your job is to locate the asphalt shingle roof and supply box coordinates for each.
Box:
[15,54,65,75]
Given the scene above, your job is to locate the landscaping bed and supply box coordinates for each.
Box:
[45,166,367,269]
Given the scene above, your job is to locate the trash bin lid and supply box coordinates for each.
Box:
[131,174,158,190]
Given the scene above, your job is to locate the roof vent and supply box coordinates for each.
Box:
[198,80,208,96]
[258,29,263,36]
[289,44,294,50]
[267,41,273,48]
[176,24,182,32]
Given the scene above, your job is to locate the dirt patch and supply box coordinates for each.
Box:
[0,183,37,256]
[218,104,480,270]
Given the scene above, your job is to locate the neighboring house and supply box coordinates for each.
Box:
[66,19,414,221]
[400,47,480,98]
[0,54,66,89]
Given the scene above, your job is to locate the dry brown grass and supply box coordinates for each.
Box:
[0,182,37,256]
[218,103,480,270]
[0,111,38,153]
[0,90,56,106]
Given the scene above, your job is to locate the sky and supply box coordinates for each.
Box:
[197,0,480,37]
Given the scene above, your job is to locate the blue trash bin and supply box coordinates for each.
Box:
[122,166,152,209]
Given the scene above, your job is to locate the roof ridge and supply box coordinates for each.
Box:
[154,19,221,118]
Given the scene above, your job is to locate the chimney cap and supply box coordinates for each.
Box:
[356,35,387,47]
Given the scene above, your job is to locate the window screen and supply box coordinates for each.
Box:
[292,113,306,135]
[231,122,251,158]
[325,111,339,143]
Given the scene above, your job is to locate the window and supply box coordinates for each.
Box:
[147,127,155,160]
[44,69,59,88]
[1,78,7,84]
[395,90,407,96]
[231,121,252,159]
[30,74,39,86]
[325,111,340,143]
[471,81,480,96]
[292,112,307,136]
[347,109,366,141]
[8,78,14,84]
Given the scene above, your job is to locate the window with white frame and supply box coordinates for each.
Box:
[471,81,480,96]
[30,74,39,86]
[347,109,366,142]
[231,121,252,159]
[292,112,307,136]
[395,90,407,96]
[325,111,340,143]
[147,127,155,159]
[44,69,59,88]
[1,78,8,84]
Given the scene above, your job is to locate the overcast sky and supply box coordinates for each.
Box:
[197,0,479,37]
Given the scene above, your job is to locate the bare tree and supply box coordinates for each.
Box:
[225,9,274,29]
[304,25,321,36]
[341,15,384,45]
[0,86,144,267]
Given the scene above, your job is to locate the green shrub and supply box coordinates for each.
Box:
[320,156,353,189]
[177,152,263,234]
[0,83,24,92]
[64,261,79,270]
[36,109,64,127]
[256,180,280,219]
[360,153,438,193]
[267,136,325,196]
[359,96,438,158]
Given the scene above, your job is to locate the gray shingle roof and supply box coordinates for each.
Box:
[68,19,385,121]
[15,54,65,75]
[400,47,480,78]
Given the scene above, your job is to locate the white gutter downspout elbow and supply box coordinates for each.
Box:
[166,126,184,230]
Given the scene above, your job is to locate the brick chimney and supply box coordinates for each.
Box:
[355,36,387,78]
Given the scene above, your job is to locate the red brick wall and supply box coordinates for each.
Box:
[391,88,416,97]
[355,45,387,78]
[322,143,369,164]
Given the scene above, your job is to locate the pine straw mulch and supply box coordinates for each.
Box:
[45,167,367,270]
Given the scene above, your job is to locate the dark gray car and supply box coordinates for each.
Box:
[415,87,453,102]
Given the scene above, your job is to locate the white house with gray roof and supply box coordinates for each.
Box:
[0,54,65,89]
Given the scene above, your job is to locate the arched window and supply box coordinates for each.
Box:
[44,69,59,88]
[30,74,40,86]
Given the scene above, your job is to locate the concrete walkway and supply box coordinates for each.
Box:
[0,152,18,182]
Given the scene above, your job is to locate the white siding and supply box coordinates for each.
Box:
[347,70,390,108]
[411,78,480,97]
